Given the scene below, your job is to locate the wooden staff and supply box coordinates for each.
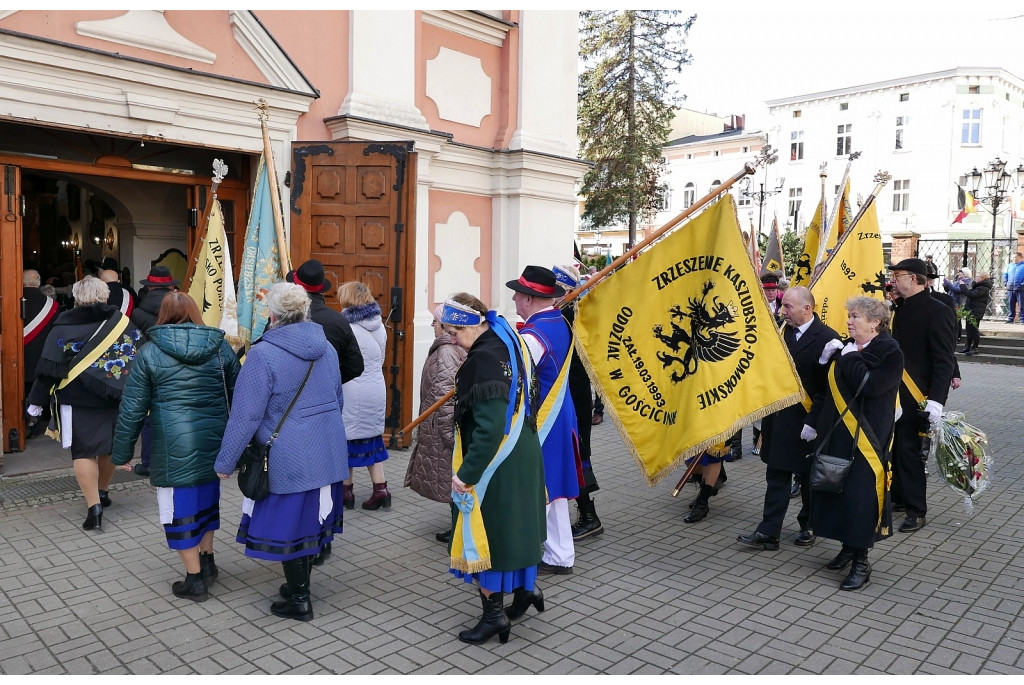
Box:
[808,170,893,290]
[815,151,861,267]
[670,454,704,497]
[398,154,767,438]
[256,98,291,278]
[183,159,227,290]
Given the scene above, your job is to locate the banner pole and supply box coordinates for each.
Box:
[184,160,227,291]
[256,99,292,278]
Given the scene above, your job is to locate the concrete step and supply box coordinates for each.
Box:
[958,339,1024,365]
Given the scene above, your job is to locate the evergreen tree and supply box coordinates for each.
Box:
[578,10,696,248]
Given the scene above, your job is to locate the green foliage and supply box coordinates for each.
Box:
[578,10,696,243]
[956,305,978,328]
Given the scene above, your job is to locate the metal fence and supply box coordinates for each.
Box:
[916,237,1016,318]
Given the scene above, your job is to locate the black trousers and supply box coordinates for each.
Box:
[891,419,927,517]
[756,467,810,538]
[965,316,983,349]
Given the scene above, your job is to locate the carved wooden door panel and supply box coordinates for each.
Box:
[1,165,25,454]
[289,141,417,447]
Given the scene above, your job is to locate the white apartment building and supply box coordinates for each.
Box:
[598,68,1024,280]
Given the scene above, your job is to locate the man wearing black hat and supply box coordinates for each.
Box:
[131,265,179,334]
[508,265,580,575]
[889,257,956,533]
[287,260,363,384]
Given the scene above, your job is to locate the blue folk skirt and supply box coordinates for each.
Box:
[347,435,389,468]
[450,565,539,594]
[235,484,341,562]
[158,480,221,551]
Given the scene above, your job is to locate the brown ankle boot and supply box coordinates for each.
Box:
[342,484,355,510]
[362,482,392,510]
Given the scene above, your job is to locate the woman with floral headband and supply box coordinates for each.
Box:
[442,292,546,646]
[27,275,143,531]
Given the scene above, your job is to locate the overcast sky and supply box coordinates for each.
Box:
[666,2,1024,128]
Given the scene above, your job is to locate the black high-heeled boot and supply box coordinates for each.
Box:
[684,482,715,523]
[99,490,112,507]
[172,572,209,602]
[458,589,510,644]
[505,585,545,620]
[83,504,103,530]
[272,558,313,621]
[312,540,332,566]
[840,549,871,591]
[826,545,855,571]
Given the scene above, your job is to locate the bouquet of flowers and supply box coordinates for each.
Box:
[929,411,991,512]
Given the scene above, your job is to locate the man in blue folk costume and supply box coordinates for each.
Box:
[508,265,582,575]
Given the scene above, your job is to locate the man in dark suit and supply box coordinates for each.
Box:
[889,257,956,533]
[737,286,840,550]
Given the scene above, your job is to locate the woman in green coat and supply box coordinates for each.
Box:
[112,292,240,603]
[444,292,547,646]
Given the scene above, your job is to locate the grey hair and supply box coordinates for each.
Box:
[266,282,310,327]
[72,275,110,306]
[846,295,890,333]
[23,269,41,288]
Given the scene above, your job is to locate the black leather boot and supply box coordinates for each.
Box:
[840,549,871,591]
[826,545,855,571]
[172,572,209,602]
[83,504,103,531]
[199,552,218,585]
[684,482,715,523]
[571,494,604,540]
[505,585,545,620]
[312,540,332,566]
[458,590,511,644]
[272,558,313,621]
[99,490,112,507]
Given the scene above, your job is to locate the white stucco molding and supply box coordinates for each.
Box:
[434,211,482,300]
[76,10,216,64]
[421,10,512,47]
[0,31,311,154]
[425,47,491,127]
[229,10,312,92]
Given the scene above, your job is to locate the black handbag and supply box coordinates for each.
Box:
[808,372,870,494]
[237,361,314,501]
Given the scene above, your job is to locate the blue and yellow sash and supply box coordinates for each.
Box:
[449,317,534,574]
[536,345,572,445]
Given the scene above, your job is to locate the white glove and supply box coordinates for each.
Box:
[894,405,903,422]
[27,404,43,417]
[800,424,817,441]
[841,341,859,356]
[818,339,844,364]
[925,400,943,429]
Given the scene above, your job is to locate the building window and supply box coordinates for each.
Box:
[968,85,980,94]
[713,150,720,157]
[737,189,751,208]
[793,109,802,118]
[658,186,671,211]
[683,182,695,209]
[899,93,909,102]
[895,116,909,150]
[788,187,803,220]
[836,124,852,156]
[790,130,804,160]
[839,102,849,111]
[962,109,982,145]
[892,179,910,212]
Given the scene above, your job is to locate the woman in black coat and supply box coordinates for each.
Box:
[954,273,993,355]
[812,296,903,591]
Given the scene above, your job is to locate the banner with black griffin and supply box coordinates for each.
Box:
[575,197,807,485]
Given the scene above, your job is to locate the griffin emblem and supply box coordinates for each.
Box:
[860,270,887,295]
[652,280,742,384]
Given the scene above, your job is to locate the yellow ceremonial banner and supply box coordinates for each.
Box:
[810,199,886,332]
[792,199,823,287]
[188,198,232,328]
[575,198,807,486]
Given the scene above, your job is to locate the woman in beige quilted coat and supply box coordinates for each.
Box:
[404,304,466,542]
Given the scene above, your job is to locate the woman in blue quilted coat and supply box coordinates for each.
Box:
[214,282,349,622]
[113,292,240,603]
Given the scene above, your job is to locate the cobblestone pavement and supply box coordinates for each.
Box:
[1,361,1022,675]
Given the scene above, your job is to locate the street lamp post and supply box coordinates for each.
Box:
[741,146,783,241]
[966,158,1024,280]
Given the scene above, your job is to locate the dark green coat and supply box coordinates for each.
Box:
[452,400,547,572]
[112,324,240,487]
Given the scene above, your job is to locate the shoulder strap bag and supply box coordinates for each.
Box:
[237,361,315,501]
[807,371,870,494]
